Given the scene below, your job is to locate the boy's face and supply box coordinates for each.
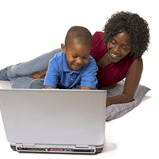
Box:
[61,39,92,71]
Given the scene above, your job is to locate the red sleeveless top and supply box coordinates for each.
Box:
[90,31,134,87]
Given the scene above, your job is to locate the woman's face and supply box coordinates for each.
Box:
[107,31,131,63]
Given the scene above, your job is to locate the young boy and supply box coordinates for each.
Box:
[44,26,98,90]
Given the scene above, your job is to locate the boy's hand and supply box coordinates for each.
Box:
[44,85,55,89]
[80,87,92,90]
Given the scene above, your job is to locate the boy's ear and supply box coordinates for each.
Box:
[61,43,66,53]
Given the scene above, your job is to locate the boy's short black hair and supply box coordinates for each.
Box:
[103,11,150,59]
[65,26,92,48]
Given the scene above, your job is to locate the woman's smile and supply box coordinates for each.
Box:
[110,52,120,59]
[108,50,122,62]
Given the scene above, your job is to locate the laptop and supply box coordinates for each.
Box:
[0,89,106,154]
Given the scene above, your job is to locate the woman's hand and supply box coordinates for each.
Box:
[106,98,111,106]
[29,69,47,79]
[29,72,42,79]
[106,58,143,106]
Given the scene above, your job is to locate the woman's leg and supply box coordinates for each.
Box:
[0,68,35,88]
[7,48,62,79]
[11,77,35,89]
[0,48,61,88]
[29,78,45,89]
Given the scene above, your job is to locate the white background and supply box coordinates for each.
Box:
[0,0,158,158]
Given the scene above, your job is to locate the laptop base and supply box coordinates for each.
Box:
[0,89,106,155]
[10,144,103,154]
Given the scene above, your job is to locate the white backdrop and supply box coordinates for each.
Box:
[0,0,158,159]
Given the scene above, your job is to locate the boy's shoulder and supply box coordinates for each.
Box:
[52,51,63,58]
[48,52,65,72]
[50,51,63,63]
[81,55,98,71]
[88,55,96,64]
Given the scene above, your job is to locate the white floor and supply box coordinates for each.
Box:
[0,81,158,159]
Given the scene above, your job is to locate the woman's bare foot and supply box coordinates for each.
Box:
[0,67,9,80]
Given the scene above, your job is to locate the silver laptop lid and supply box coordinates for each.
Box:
[0,89,106,148]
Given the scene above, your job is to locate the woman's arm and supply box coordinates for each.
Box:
[29,69,47,79]
[107,58,143,106]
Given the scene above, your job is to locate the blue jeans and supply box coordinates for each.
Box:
[5,48,62,88]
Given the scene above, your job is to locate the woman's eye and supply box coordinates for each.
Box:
[111,40,116,44]
[122,46,127,50]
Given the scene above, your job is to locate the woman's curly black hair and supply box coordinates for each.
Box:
[103,11,150,59]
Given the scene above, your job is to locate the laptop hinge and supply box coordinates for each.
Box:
[16,143,23,148]
[16,143,35,150]
[75,145,96,153]
[16,143,35,146]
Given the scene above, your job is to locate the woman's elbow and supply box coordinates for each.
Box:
[123,93,134,102]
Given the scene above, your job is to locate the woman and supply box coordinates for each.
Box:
[0,11,150,107]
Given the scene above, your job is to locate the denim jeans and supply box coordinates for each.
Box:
[6,48,62,88]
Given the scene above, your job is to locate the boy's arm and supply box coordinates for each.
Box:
[43,57,59,88]
[80,57,98,90]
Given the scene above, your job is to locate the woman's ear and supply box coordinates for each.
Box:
[61,43,66,53]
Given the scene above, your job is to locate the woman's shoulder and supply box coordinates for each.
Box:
[92,31,104,41]
[92,31,105,46]
[129,57,143,71]
[134,57,143,63]
[127,57,143,67]
[119,57,143,77]
[90,31,107,62]
[93,31,104,36]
